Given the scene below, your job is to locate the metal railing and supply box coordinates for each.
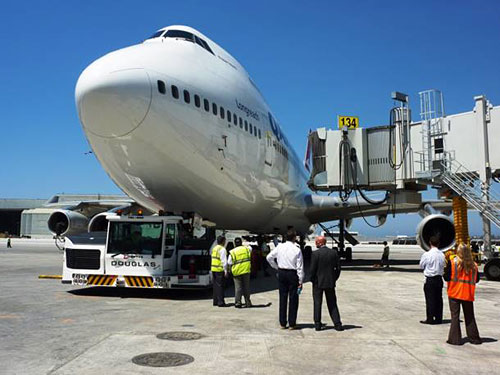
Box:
[440,157,500,229]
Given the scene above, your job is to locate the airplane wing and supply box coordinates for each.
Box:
[46,199,137,218]
[303,192,452,224]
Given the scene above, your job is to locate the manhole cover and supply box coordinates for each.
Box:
[132,352,194,367]
[156,331,204,341]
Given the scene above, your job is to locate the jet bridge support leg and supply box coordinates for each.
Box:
[338,219,345,258]
[475,95,493,261]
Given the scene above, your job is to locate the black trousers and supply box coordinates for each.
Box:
[448,297,481,345]
[212,271,225,306]
[423,276,443,323]
[278,269,299,327]
[313,285,341,327]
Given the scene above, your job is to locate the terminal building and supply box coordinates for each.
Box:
[0,194,127,238]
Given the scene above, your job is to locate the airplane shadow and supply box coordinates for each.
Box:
[68,286,213,300]
[68,272,280,301]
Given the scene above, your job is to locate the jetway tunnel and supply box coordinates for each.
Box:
[307,91,500,280]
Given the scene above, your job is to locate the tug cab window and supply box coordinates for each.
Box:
[108,222,162,256]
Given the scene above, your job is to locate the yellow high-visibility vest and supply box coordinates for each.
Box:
[230,246,251,276]
[211,245,224,272]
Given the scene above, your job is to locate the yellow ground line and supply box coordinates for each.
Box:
[38,275,63,280]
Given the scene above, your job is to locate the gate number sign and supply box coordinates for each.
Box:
[338,116,359,130]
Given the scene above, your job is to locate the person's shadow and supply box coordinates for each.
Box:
[248,302,272,308]
[463,337,497,344]
[294,323,363,331]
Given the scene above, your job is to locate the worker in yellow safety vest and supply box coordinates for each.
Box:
[211,236,228,307]
[228,237,252,308]
[444,244,481,345]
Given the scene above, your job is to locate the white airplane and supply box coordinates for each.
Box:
[57,25,449,244]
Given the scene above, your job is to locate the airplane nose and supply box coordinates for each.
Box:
[75,64,152,138]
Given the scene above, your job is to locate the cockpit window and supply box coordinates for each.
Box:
[164,29,214,55]
[194,36,214,55]
[165,29,195,41]
[149,30,165,39]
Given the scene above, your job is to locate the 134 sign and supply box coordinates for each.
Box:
[338,116,359,130]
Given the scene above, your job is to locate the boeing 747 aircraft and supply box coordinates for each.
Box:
[52,25,448,242]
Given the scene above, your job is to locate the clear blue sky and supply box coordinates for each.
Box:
[2,1,499,237]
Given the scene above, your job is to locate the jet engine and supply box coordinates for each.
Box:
[48,210,89,236]
[416,214,455,251]
[88,212,117,232]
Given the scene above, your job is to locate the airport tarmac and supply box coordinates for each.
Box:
[1,239,499,375]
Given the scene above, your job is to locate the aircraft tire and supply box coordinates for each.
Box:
[484,258,500,281]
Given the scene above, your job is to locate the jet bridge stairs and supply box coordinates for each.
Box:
[439,158,500,230]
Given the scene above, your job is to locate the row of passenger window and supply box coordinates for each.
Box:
[273,140,288,159]
[157,80,262,140]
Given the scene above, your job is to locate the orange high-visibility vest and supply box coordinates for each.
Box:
[447,258,477,302]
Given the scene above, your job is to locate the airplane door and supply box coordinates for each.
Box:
[162,223,177,275]
[265,131,274,167]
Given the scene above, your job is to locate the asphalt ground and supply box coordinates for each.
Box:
[1,239,499,374]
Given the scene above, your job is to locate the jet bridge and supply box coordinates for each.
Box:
[307,90,500,280]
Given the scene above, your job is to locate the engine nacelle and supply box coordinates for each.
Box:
[416,214,455,251]
[48,210,89,236]
[88,212,117,232]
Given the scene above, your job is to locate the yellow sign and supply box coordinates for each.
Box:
[338,116,359,130]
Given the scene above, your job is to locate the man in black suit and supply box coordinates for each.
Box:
[310,236,343,331]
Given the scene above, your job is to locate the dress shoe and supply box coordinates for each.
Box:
[288,325,298,330]
[280,325,287,329]
[218,303,227,307]
[446,340,463,346]
[235,304,242,308]
[315,326,323,331]
[245,302,253,308]
[420,320,432,325]
[334,325,344,331]
[470,339,482,345]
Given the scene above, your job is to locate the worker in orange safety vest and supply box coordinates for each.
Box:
[444,244,482,345]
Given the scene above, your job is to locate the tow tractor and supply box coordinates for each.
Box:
[62,213,213,289]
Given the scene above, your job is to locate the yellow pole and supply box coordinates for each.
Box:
[452,196,470,246]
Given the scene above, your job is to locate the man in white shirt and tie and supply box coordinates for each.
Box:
[419,235,445,324]
[266,229,304,329]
